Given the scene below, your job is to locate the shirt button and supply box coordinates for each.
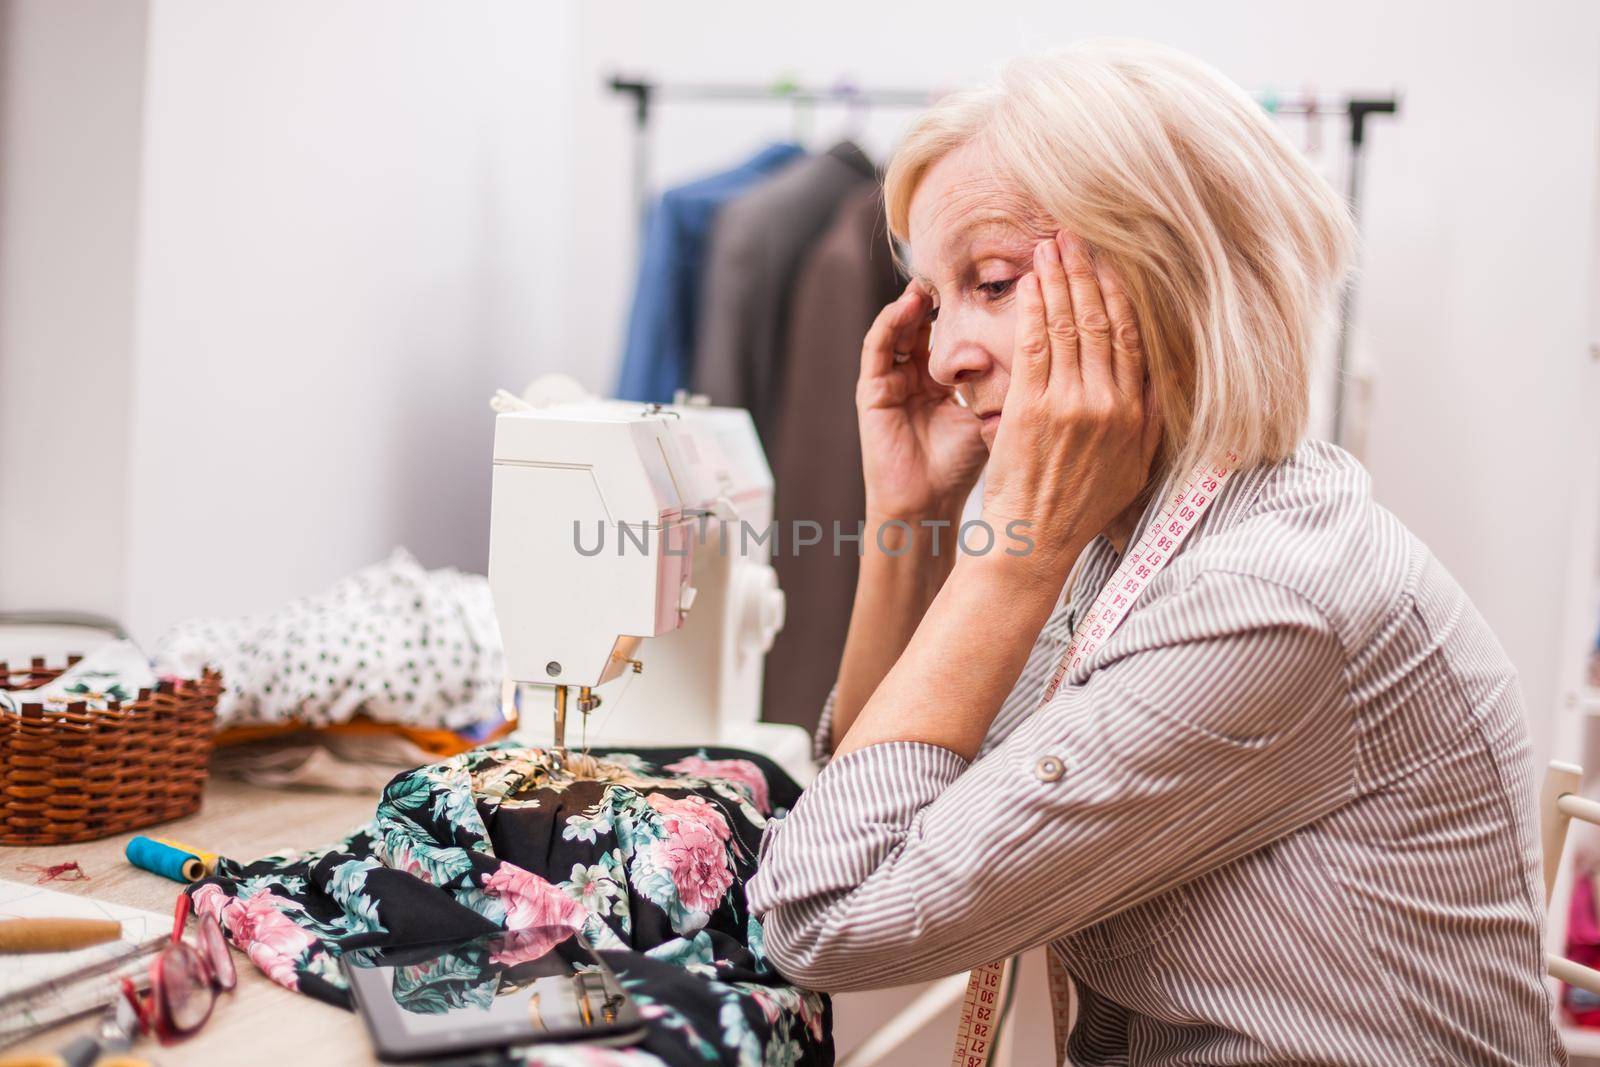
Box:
[1034,755,1065,782]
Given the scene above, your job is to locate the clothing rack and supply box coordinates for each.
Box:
[606,76,933,233]
[606,74,1398,447]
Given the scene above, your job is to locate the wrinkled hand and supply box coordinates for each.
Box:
[982,232,1162,564]
[856,281,988,521]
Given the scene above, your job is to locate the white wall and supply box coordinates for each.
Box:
[118,0,579,640]
[0,0,148,620]
[0,0,588,641]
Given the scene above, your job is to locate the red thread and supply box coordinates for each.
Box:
[18,861,88,883]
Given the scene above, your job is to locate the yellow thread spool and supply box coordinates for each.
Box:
[151,837,220,875]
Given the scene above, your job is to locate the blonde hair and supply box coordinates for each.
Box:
[884,39,1357,479]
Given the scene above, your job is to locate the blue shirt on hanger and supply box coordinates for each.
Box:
[614,142,806,403]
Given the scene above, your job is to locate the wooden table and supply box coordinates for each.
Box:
[1,778,384,1066]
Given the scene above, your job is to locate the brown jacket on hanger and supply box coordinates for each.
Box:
[691,142,875,444]
[762,185,903,732]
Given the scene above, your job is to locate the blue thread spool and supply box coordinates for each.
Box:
[125,835,204,883]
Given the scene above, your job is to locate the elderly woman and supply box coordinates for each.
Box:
[745,40,1562,1066]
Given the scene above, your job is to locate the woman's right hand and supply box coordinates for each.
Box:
[856,281,988,523]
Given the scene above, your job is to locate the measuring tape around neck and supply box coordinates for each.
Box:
[948,452,1240,1067]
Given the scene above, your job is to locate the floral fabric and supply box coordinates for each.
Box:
[186,743,829,1066]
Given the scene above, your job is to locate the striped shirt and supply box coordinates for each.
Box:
[747,441,1565,1066]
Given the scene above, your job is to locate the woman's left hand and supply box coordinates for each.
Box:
[981,232,1163,567]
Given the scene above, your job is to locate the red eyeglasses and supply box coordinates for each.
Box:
[118,892,237,1044]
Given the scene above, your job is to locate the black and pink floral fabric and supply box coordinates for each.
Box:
[185,744,830,1066]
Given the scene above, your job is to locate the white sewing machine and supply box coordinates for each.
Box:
[487,381,814,785]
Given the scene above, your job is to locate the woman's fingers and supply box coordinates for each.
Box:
[859,289,909,379]
[1056,232,1113,391]
[908,317,945,397]
[1095,261,1145,400]
[1034,238,1079,392]
[860,282,929,379]
[1010,266,1049,398]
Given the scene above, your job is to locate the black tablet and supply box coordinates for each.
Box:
[341,926,647,1062]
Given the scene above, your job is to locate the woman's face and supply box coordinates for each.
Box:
[905,143,1046,448]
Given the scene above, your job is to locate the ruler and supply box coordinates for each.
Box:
[948,452,1239,1067]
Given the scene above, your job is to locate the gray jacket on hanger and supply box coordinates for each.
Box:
[763,185,902,734]
[691,141,876,443]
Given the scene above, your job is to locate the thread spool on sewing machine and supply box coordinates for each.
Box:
[488,382,814,785]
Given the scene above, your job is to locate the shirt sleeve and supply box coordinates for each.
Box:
[746,570,1355,991]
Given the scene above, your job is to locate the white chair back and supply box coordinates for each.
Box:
[1541,760,1600,995]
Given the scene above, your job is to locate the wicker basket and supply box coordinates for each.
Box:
[0,658,222,846]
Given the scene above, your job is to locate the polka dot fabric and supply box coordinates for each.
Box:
[154,549,503,731]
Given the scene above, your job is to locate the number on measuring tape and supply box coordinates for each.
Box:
[948,455,1239,1067]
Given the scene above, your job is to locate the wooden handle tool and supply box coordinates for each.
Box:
[0,917,123,953]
